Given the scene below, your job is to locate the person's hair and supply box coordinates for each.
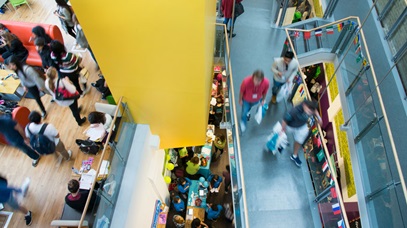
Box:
[217,134,225,142]
[191,218,201,228]
[88,111,106,124]
[67,179,80,193]
[34,37,46,47]
[226,165,230,172]
[172,196,181,203]
[178,177,186,185]
[284,51,294,59]
[0,23,7,30]
[55,0,74,15]
[1,32,17,46]
[6,56,25,77]
[46,67,58,92]
[211,204,218,211]
[50,40,66,65]
[252,69,264,80]
[211,174,219,186]
[190,156,200,165]
[303,100,318,111]
[32,26,52,44]
[28,111,42,124]
[173,215,185,224]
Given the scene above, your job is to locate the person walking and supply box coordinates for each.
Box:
[281,100,322,167]
[222,0,243,37]
[45,67,87,126]
[239,70,269,132]
[0,114,40,166]
[54,0,76,39]
[50,40,84,95]
[0,176,32,226]
[270,51,299,104]
[6,56,47,117]
[25,111,72,163]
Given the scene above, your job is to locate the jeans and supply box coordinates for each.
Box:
[12,140,39,160]
[27,86,46,113]
[223,16,237,31]
[272,79,285,96]
[241,99,260,126]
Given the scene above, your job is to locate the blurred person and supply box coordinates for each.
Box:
[54,0,76,38]
[0,32,28,63]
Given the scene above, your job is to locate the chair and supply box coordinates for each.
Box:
[8,0,32,11]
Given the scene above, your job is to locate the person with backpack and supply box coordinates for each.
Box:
[25,111,72,161]
[0,176,33,226]
[0,113,41,167]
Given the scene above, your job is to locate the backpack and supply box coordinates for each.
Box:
[75,139,102,155]
[26,123,55,155]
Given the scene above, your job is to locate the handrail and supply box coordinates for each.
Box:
[215,23,250,228]
[286,10,407,224]
[78,96,124,228]
[283,17,331,29]
[285,28,351,228]
[285,16,359,32]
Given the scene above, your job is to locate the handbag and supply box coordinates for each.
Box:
[55,78,80,101]
[235,2,244,17]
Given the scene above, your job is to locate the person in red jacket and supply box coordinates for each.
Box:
[221,0,243,37]
[239,70,269,132]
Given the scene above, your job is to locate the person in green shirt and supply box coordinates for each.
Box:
[186,156,200,178]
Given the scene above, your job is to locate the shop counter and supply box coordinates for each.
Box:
[186,180,207,227]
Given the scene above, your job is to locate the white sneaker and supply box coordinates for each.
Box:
[21,177,30,197]
[66,150,72,161]
[240,120,246,133]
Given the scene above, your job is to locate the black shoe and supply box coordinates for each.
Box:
[91,83,97,88]
[78,106,82,114]
[78,117,87,126]
[229,33,236,38]
[25,211,32,226]
[246,113,251,121]
[50,99,55,103]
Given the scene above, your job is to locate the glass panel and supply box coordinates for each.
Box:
[367,186,404,228]
[375,0,390,15]
[381,0,405,34]
[317,187,345,228]
[355,123,393,194]
[396,51,407,93]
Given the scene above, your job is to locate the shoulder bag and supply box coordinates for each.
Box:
[55,78,80,101]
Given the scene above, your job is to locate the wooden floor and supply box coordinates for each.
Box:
[0,1,107,227]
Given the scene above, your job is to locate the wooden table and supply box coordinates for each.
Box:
[185,206,205,228]
[0,70,22,100]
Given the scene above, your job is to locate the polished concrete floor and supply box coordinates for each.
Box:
[229,0,321,227]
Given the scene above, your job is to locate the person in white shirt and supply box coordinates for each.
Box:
[25,111,72,161]
[270,51,299,103]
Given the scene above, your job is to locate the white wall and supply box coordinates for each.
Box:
[111,125,169,228]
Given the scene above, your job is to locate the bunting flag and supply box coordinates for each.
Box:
[322,161,329,172]
[326,26,334,34]
[332,203,341,215]
[337,23,344,32]
[330,176,335,186]
[311,125,318,135]
[356,53,363,63]
[284,39,289,49]
[337,219,345,228]
[362,58,368,66]
[353,33,360,45]
[315,29,322,37]
[303,31,311,40]
[330,187,337,198]
[355,43,361,54]
[294,31,300,38]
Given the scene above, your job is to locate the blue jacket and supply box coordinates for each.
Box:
[206,204,223,220]
[173,199,185,212]
[177,178,191,194]
[207,175,223,188]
